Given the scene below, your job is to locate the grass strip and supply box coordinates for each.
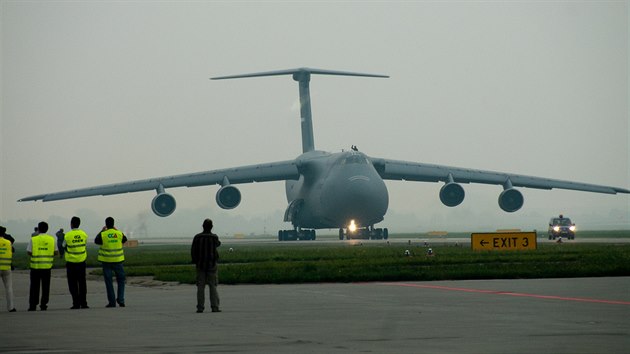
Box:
[107,243,630,284]
[10,242,629,284]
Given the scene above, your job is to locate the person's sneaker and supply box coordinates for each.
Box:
[70,305,80,309]
[117,302,125,307]
[106,303,116,308]
[40,306,47,311]
[196,309,203,313]
[211,308,221,313]
[27,307,36,312]
[9,308,16,312]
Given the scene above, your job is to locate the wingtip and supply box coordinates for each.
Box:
[17,194,46,202]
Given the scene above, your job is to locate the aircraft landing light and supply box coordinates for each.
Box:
[348,220,357,232]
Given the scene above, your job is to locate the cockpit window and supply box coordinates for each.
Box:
[341,154,368,165]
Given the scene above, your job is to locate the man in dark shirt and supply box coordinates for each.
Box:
[55,228,65,257]
[191,219,221,313]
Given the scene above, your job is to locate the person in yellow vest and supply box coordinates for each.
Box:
[27,221,58,311]
[95,217,127,308]
[63,216,89,309]
[0,226,16,312]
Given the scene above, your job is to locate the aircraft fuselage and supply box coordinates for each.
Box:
[285,150,389,229]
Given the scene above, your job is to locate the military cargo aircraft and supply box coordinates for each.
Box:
[19,68,629,241]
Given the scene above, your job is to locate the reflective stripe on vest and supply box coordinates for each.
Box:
[0,238,12,271]
[31,234,55,269]
[98,229,125,263]
[64,229,88,263]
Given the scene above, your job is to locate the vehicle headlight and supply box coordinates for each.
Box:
[569,225,576,232]
[553,226,560,232]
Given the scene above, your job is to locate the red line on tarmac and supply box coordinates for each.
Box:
[380,282,630,306]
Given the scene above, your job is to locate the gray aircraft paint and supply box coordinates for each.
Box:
[18,68,630,234]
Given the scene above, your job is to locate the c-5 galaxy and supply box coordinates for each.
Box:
[19,68,630,241]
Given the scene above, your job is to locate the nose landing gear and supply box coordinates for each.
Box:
[339,226,388,240]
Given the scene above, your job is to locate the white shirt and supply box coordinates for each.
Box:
[26,234,59,253]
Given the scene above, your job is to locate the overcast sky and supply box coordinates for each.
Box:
[1,1,628,238]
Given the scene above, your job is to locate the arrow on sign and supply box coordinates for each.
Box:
[480,240,489,247]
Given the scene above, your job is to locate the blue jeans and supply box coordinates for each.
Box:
[102,262,125,306]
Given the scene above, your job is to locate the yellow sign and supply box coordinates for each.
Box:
[471,232,537,251]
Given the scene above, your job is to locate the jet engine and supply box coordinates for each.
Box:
[498,188,524,212]
[439,182,465,207]
[216,185,241,209]
[151,193,176,217]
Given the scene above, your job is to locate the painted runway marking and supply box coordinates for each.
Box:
[380,282,630,305]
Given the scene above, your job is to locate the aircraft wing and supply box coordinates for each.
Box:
[18,160,300,202]
[370,158,630,194]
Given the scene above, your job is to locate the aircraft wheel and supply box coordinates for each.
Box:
[278,230,283,241]
[312,230,316,241]
[383,228,389,240]
[339,228,344,240]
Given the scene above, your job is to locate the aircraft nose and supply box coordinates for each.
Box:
[322,172,388,224]
[344,175,377,200]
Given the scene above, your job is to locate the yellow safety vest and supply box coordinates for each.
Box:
[64,229,88,263]
[98,229,125,263]
[30,234,55,269]
[0,237,12,271]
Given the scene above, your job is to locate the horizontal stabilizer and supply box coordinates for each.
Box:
[211,67,389,80]
[212,67,388,153]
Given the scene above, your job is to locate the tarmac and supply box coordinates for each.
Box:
[0,269,628,353]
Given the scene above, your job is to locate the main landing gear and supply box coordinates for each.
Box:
[278,228,316,241]
[339,226,388,240]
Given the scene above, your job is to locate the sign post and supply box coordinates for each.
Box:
[471,232,537,251]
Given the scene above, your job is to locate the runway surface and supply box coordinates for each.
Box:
[0,270,628,353]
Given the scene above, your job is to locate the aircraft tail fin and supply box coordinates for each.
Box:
[212,68,388,153]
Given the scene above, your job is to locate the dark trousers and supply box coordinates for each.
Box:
[29,268,51,310]
[66,262,88,307]
[196,266,219,311]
